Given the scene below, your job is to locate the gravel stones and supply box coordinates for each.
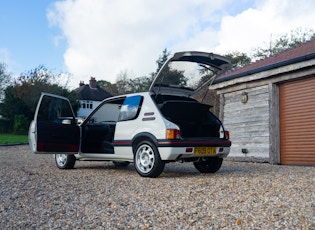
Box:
[0,145,314,229]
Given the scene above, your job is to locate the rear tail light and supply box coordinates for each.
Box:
[225,131,230,140]
[166,129,181,139]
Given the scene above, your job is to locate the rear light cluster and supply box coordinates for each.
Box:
[225,131,230,140]
[166,129,181,139]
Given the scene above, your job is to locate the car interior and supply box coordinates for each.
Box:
[81,99,123,153]
[153,95,221,138]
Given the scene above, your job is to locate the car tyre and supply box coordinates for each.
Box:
[55,154,76,169]
[113,161,130,167]
[134,141,165,178]
[193,157,223,173]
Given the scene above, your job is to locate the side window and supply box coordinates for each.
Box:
[118,95,143,121]
[87,98,125,124]
[37,96,74,123]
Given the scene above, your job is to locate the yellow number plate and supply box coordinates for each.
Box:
[194,147,216,155]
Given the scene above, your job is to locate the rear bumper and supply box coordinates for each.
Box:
[158,146,230,160]
[157,139,231,160]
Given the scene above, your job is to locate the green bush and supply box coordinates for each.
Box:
[0,119,13,133]
[14,114,29,135]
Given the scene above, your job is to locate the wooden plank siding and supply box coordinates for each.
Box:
[223,85,270,159]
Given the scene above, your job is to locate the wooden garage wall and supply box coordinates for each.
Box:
[223,85,270,159]
[279,76,315,165]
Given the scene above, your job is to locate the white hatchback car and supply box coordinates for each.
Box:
[29,51,232,177]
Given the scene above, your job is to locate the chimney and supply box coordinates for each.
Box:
[89,77,97,88]
[79,81,85,87]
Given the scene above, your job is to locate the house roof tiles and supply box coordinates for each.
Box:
[74,77,112,101]
[214,38,315,84]
[74,85,112,101]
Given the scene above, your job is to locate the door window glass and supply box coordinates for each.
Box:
[37,96,74,123]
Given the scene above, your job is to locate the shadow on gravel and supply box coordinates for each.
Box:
[70,161,201,178]
[72,163,134,172]
[62,160,311,178]
[71,161,226,178]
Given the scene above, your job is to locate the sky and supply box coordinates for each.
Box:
[1,0,315,89]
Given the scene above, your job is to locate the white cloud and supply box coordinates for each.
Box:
[214,0,315,54]
[47,0,315,88]
[0,48,11,64]
[47,0,228,87]
[0,48,18,76]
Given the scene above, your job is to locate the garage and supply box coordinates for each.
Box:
[211,39,315,165]
[279,76,315,165]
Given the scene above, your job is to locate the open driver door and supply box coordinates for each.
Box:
[29,93,80,154]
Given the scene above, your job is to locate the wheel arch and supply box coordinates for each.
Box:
[131,132,158,154]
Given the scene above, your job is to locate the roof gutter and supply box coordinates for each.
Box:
[213,53,315,84]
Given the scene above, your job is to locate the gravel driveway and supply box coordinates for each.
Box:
[0,145,314,229]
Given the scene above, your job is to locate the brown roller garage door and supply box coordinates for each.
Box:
[279,76,315,165]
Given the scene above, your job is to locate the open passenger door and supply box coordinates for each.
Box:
[29,93,80,154]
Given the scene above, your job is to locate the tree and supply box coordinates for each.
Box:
[103,48,179,95]
[115,70,153,94]
[15,65,78,116]
[0,65,79,134]
[155,48,171,75]
[97,80,118,96]
[115,70,133,94]
[128,76,153,93]
[102,48,172,95]
[224,51,251,69]
[158,68,187,86]
[14,114,29,134]
[253,27,315,59]
[0,63,11,101]
[221,28,315,69]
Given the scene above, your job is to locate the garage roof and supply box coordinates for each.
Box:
[214,38,315,84]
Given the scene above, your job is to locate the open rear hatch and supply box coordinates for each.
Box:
[149,51,231,97]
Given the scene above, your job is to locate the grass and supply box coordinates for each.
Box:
[0,133,28,144]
